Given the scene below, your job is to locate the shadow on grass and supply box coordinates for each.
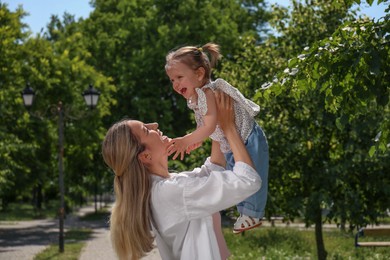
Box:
[79,210,110,222]
[33,228,92,260]
[0,202,58,221]
[225,227,312,257]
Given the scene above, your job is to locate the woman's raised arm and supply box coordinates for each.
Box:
[215,90,254,168]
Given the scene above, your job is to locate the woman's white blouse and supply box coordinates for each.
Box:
[150,158,261,260]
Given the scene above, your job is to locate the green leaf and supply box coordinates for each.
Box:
[369,145,376,157]
[369,50,380,75]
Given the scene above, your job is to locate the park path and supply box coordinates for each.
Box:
[77,204,161,260]
[0,203,161,260]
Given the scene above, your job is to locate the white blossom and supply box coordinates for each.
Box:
[298,54,307,60]
[375,131,382,142]
[261,82,273,89]
[281,77,289,85]
[289,68,299,76]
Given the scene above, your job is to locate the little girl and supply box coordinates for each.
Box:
[165,43,269,234]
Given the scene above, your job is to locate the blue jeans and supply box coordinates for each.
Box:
[224,123,269,219]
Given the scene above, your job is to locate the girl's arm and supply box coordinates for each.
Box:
[170,88,218,160]
[185,91,258,217]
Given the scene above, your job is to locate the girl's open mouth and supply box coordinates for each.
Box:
[180,88,187,95]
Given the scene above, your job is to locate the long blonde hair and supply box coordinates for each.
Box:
[165,42,222,85]
[102,120,154,260]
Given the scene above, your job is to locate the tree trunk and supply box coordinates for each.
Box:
[94,182,98,214]
[32,184,43,212]
[36,183,42,210]
[315,204,327,260]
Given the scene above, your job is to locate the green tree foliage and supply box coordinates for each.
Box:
[0,3,115,210]
[79,0,271,137]
[0,3,33,209]
[220,1,389,259]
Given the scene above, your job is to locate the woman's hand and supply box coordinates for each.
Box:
[215,90,235,136]
[214,90,254,168]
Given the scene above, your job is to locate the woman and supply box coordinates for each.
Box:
[102,91,261,260]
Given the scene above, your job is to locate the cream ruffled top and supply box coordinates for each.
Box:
[187,78,260,153]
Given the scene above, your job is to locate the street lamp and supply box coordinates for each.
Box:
[82,84,100,213]
[82,84,100,109]
[21,83,100,253]
[21,83,35,107]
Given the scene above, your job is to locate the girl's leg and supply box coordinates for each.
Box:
[225,124,269,231]
[241,124,269,219]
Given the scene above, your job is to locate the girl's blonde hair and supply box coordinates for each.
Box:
[165,42,222,85]
[102,120,154,260]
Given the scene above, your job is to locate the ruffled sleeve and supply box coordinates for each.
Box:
[214,78,260,117]
[195,87,208,116]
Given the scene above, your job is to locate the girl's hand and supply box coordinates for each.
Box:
[186,142,202,154]
[169,137,188,160]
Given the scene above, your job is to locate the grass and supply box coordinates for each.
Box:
[79,208,110,222]
[3,203,389,259]
[0,201,58,221]
[224,226,390,259]
[33,228,92,260]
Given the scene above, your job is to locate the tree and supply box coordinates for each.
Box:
[219,1,389,259]
[79,0,271,138]
[0,3,115,211]
[0,3,34,210]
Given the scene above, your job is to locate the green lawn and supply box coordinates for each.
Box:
[2,203,389,259]
[224,226,390,259]
[0,201,59,221]
[33,228,92,260]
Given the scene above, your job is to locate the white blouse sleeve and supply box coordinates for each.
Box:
[182,157,261,220]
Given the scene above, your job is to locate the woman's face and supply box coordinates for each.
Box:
[128,120,171,161]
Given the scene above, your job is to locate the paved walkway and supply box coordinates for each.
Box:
[0,203,161,260]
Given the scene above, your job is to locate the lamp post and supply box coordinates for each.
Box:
[21,83,100,253]
[82,84,100,213]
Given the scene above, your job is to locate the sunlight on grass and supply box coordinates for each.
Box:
[33,229,92,260]
[224,227,390,259]
[0,202,58,221]
[79,208,110,222]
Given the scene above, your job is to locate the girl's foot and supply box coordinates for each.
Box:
[233,215,262,234]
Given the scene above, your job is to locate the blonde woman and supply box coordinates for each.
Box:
[102,92,261,260]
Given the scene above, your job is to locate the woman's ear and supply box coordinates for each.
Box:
[196,67,206,82]
[138,150,151,164]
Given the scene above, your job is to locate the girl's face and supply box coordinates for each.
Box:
[166,61,205,100]
[128,120,171,161]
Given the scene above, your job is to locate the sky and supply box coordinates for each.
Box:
[3,0,388,35]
